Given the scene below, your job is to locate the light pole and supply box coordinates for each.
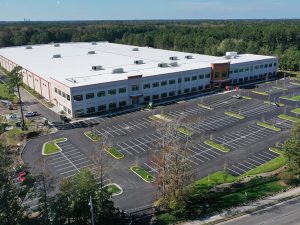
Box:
[89,195,95,225]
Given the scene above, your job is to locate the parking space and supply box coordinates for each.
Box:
[267,117,294,130]
[202,96,248,109]
[164,104,209,119]
[231,102,278,117]
[226,150,280,176]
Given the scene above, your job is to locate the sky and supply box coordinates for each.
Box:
[0,0,299,21]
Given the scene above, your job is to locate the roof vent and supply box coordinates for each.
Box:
[185,55,193,59]
[88,51,96,55]
[225,52,238,59]
[92,65,103,71]
[25,46,32,49]
[66,78,77,83]
[54,43,60,47]
[158,63,169,68]
[132,48,139,51]
[134,60,144,65]
[169,62,179,67]
[169,56,178,61]
[52,54,62,58]
[112,68,124,74]
[91,42,97,45]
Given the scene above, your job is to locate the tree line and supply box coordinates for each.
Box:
[0,20,300,71]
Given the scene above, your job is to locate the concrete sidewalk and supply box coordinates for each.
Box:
[182,186,300,225]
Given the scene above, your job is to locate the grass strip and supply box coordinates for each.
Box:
[252,90,269,96]
[0,83,19,102]
[224,111,245,119]
[257,121,281,132]
[290,82,300,86]
[105,146,124,160]
[269,147,285,155]
[131,166,154,183]
[198,103,213,110]
[278,114,300,123]
[105,183,122,196]
[178,127,193,136]
[291,108,300,115]
[280,95,300,101]
[84,131,100,141]
[149,113,174,122]
[264,101,284,106]
[204,139,231,153]
[272,86,288,91]
[43,138,67,155]
[242,96,252,100]
[241,156,287,177]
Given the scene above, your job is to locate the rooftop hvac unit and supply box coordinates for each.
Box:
[25,46,32,49]
[158,63,169,68]
[52,54,62,58]
[92,65,103,71]
[185,55,193,59]
[134,60,144,65]
[169,56,178,61]
[91,42,97,45]
[169,62,179,67]
[66,78,77,83]
[132,48,139,51]
[88,51,96,55]
[54,43,60,47]
[225,52,238,59]
[112,68,124,74]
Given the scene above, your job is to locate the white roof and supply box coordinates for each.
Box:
[0,42,277,87]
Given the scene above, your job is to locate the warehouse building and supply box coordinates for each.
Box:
[0,42,278,118]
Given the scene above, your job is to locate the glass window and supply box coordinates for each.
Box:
[245,67,249,71]
[143,83,150,89]
[169,91,175,97]
[255,65,259,70]
[108,89,116,95]
[54,87,58,93]
[205,73,211,78]
[75,109,84,116]
[184,88,190,94]
[152,82,159,88]
[191,87,197,92]
[178,78,182,83]
[198,86,203,91]
[161,93,167,98]
[229,70,233,74]
[184,77,190,82]
[97,91,105,97]
[222,72,227,78]
[239,68,244,73]
[234,69,238,73]
[260,65,264,69]
[264,64,268,68]
[152,94,159,100]
[178,90,182,95]
[119,101,127,107]
[269,63,272,67]
[119,87,127,93]
[274,63,277,67]
[73,95,83,101]
[86,107,95,114]
[62,92,66,98]
[214,72,220,78]
[109,102,117,109]
[169,79,176,85]
[192,76,197,81]
[144,96,150,102]
[98,105,106,111]
[67,95,70,101]
[131,85,139,91]
[86,93,95,99]
[161,81,167,86]
[199,75,204,79]
[205,84,210,89]
[58,90,62,95]
[67,109,71,114]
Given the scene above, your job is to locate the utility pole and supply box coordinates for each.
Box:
[89,195,95,225]
[16,82,26,130]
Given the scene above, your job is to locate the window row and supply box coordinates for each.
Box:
[231,72,275,84]
[54,87,70,101]
[75,101,128,115]
[230,62,276,74]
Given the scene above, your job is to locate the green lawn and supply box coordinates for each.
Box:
[291,108,300,115]
[270,147,285,155]
[257,121,281,132]
[278,114,300,123]
[105,184,122,196]
[242,96,252,100]
[43,138,67,155]
[252,90,269,96]
[280,95,300,101]
[178,127,193,136]
[149,114,174,122]
[198,103,213,110]
[0,83,18,102]
[204,140,231,153]
[105,146,124,159]
[264,101,284,106]
[84,131,100,141]
[131,166,154,183]
[224,112,245,119]
[272,86,288,91]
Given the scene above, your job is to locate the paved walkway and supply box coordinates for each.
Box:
[182,186,300,225]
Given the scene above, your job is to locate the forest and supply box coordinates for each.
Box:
[0,20,299,71]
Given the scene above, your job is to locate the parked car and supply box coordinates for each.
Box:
[25,111,38,117]
[231,94,242,99]
[8,103,17,110]
[60,115,71,123]
[18,170,29,183]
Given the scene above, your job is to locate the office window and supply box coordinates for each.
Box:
[152,94,159,100]
[245,67,249,71]
[86,107,96,114]
[144,96,150,102]
[198,86,203,91]
[108,89,116,95]
[109,102,117,109]
[234,69,238,73]
[169,91,175,97]
[161,93,168,98]
[269,63,273,67]
[255,65,259,70]
[260,65,264,69]
[62,92,66,98]
[131,85,139,91]
[214,72,220,78]
[239,68,244,73]
[152,82,159,88]
[86,93,95,99]
[169,79,176,85]
[54,87,58,93]
[97,91,105,97]
[143,83,150,89]
[222,72,227,78]
[119,87,127,94]
[205,73,211,78]
[58,90,62,95]
[178,90,182,95]
[199,75,204,79]
[119,101,127,107]
[239,78,244,83]
[66,94,70,101]
[178,78,182,83]
[184,77,190,82]
[229,70,233,74]
[98,105,106,111]
[192,76,197,81]
[244,77,249,81]
[274,63,277,67]
[67,109,71,114]
[75,109,84,116]
[161,81,167,86]
[73,95,83,101]
[264,64,268,68]
[205,84,210,89]
[184,88,190,94]
[191,87,197,92]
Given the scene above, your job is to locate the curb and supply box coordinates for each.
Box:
[42,138,67,156]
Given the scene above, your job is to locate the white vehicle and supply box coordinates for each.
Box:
[231,94,242,99]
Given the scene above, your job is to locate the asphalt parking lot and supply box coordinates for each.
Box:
[22,78,300,212]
